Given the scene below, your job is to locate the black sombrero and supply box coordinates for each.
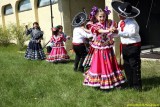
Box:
[111,1,140,18]
[72,12,87,27]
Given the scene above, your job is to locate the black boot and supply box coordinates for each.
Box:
[78,67,84,72]
[73,67,78,72]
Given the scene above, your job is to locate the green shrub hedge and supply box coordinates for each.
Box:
[0,23,30,50]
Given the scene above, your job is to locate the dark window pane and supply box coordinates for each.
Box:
[4,4,13,15]
[18,0,32,12]
[38,0,58,7]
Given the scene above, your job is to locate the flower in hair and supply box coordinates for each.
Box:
[104,6,111,15]
[90,6,98,20]
[90,11,95,16]
[92,6,98,12]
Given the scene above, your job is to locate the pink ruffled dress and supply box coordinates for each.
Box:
[46,34,70,62]
[83,21,125,89]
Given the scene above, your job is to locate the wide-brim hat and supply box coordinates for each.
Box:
[111,1,140,18]
[72,12,87,27]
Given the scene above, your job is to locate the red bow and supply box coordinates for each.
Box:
[120,20,125,32]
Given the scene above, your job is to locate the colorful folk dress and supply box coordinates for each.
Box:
[82,22,95,68]
[46,34,70,62]
[25,28,46,60]
[83,21,125,89]
[83,20,115,68]
[82,43,95,68]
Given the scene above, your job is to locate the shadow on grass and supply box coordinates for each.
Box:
[142,76,160,91]
[50,59,75,64]
[67,59,75,63]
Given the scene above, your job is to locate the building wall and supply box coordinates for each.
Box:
[18,10,35,25]
[0,14,2,25]
[0,0,63,45]
[0,4,5,27]
[38,6,52,45]
[38,3,62,45]
[4,14,16,26]
[69,0,105,22]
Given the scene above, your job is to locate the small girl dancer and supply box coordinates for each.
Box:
[83,7,118,68]
[46,26,70,62]
[46,25,67,54]
[83,6,125,90]
[25,22,46,60]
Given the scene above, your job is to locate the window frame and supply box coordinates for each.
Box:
[4,4,13,15]
[38,0,58,8]
[18,0,32,12]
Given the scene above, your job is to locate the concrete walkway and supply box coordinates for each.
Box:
[141,47,160,61]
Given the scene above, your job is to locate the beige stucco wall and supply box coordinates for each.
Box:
[4,14,16,26]
[18,10,35,45]
[0,0,63,46]
[69,0,105,21]
[0,0,15,27]
[38,6,52,46]
[18,10,35,25]
[0,16,2,26]
[38,3,62,45]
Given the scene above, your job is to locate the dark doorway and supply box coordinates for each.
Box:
[123,0,160,47]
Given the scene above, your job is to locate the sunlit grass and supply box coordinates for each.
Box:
[0,44,160,107]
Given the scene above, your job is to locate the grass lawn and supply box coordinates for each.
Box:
[0,44,160,107]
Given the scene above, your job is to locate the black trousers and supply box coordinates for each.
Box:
[46,46,52,53]
[73,44,87,72]
[122,45,142,89]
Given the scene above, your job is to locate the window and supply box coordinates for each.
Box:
[38,0,58,7]
[4,4,13,15]
[18,0,32,12]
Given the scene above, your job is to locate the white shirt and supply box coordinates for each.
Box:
[46,42,54,47]
[72,27,92,43]
[118,18,141,44]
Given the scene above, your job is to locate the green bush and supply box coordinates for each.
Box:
[9,23,30,51]
[0,26,13,46]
